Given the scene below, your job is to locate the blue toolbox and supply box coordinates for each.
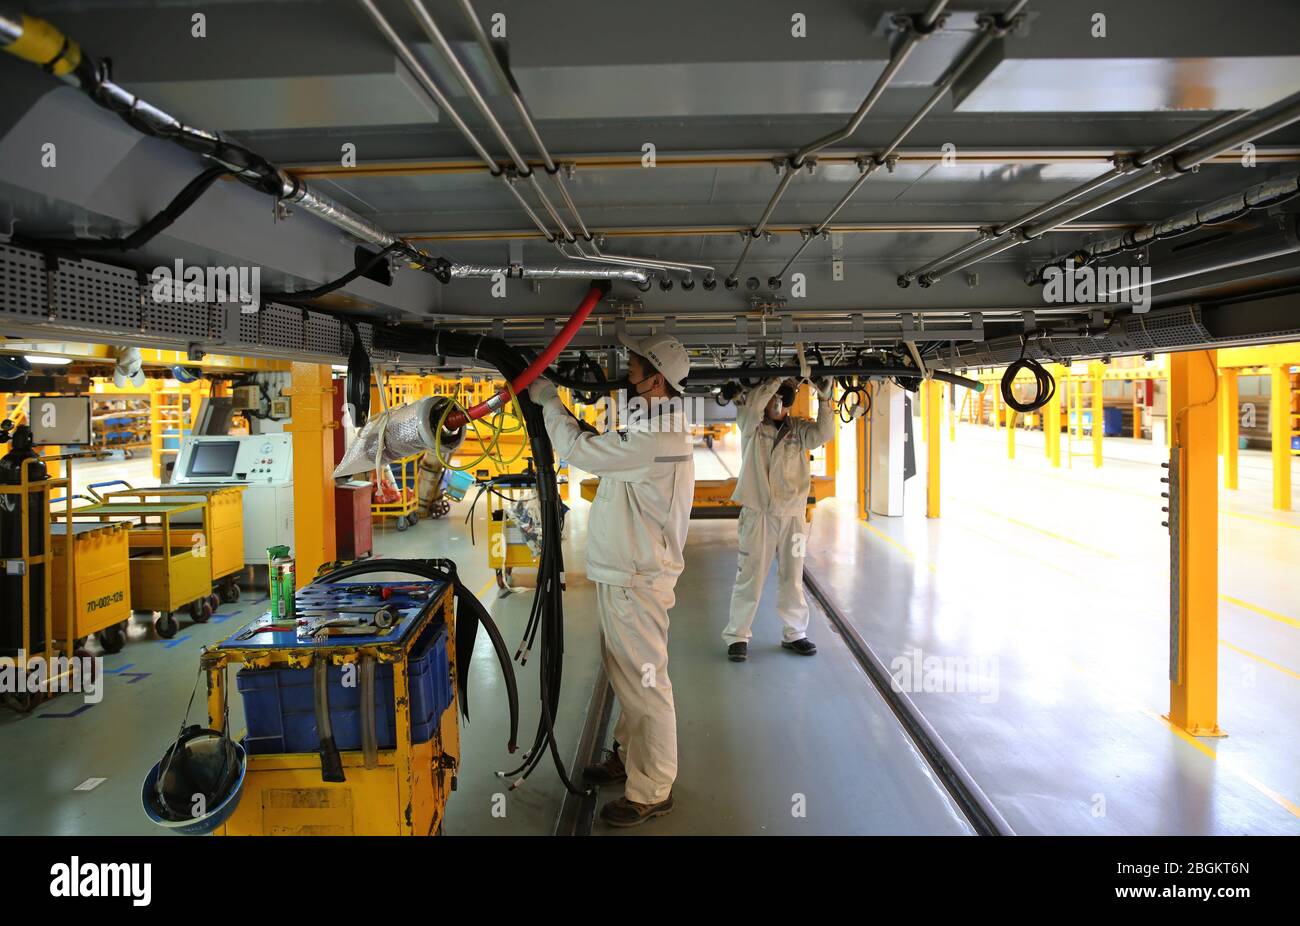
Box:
[225,580,454,755]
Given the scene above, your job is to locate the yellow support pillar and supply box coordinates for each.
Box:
[1090,361,1104,468]
[286,363,338,586]
[1047,386,1061,468]
[1005,400,1015,459]
[823,386,838,479]
[1270,364,1292,511]
[919,383,927,442]
[924,379,941,518]
[948,384,956,442]
[856,389,870,521]
[1167,350,1222,736]
[1221,366,1239,491]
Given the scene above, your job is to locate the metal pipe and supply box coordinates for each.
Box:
[563,242,715,275]
[449,263,649,284]
[903,96,1300,286]
[1134,109,1251,166]
[729,3,945,284]
[917,230,1027,286]
[685,364,983,391]
[775,0,1025,283]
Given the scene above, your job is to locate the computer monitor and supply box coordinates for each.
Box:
[185,440,240,478]
[28,396,92,446]
[194,397,234,436]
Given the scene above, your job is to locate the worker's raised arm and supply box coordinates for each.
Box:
[531,379,653,479]
[737,378,781,436]
[798,379,839,451]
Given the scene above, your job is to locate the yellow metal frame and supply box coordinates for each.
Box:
[204,584,460,836]
[64,500,212,615]
[102,486,245,586]
[51,520,131,644]
[486,481,540,576]
[0,457,71,667]
[371,452,423,524]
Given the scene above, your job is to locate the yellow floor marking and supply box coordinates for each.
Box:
[1223,509,1300,531]
[1220,595,1300,630]
[861,522,939,574]
[1138,708,1300,820]
[476,577,497,599]
[956,500,1121,559]
[1219,640,1300,682]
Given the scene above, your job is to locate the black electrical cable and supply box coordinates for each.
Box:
[262,245,400,307]
[344,321,371,427]
[1001,337,1057,413]
[11,165,231,254]
[425,328,587,796]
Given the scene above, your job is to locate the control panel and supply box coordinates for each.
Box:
[173,434,294,486]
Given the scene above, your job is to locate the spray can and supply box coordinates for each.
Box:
[267,545,295,619]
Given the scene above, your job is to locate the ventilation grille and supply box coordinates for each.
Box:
[0,243,409,364]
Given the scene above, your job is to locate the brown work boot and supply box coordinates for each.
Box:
[600,793,675,828]
[582,748,627,785]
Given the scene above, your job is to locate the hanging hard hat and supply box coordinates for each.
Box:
[171,365,202,384]
[141,725,246,835]
[0,355,31,379]
[112,346,146,389]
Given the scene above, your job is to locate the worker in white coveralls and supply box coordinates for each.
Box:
[723,377,837,662]
[528,332,695,827]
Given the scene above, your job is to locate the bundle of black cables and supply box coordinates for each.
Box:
[1001,337,1057,413]
[424,329,586,795]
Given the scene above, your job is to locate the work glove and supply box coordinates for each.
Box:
[528,376,559,406]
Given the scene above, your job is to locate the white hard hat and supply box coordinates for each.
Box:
[618,331,690,391]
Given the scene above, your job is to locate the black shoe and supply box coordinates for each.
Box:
[600,793,675,828]
[727,642,748,662]
[583,748,628,785]
[781,638,818,656]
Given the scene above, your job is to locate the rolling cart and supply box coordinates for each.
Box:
[50,520,132,654]
[68,500,214,638]
[201,569,459,836]
[96,482,246,603]
[485,473,543,590]
[371,452,422,532]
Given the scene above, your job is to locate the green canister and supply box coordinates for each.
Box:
[267,545,295,619]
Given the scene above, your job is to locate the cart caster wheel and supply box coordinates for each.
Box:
[221,581,241,604]
[155,613,180,638]
[408,510,419,525]
[432,499,450,518]
[99,624,127,654]
[396,515,409,532]
[74,636,88,650]
[705,435,714,449]
[190,599,213,623]
[208,592,221,612]
[495,569,505,589]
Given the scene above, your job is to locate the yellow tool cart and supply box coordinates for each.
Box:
[68,500,214,638]
[1,429,72,712]
[50,520,132,654]
[199,570,460,836]
[96,482,246,603]
[478,473,545,590]
[371,452,423,531]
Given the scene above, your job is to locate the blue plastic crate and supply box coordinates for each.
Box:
[236,624,450,756]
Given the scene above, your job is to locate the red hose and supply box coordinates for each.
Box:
[443,282,607,430]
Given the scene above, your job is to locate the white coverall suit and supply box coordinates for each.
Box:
[535,384,695,805]
[723,379,837,645]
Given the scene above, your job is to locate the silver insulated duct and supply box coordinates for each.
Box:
[334,397,465,481]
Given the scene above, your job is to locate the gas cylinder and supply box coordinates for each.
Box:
[0,422,48,655]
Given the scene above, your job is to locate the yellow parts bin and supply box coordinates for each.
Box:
[202,581,460,836]
[100,485,245,603]
[69,500,214,639]
[50,521,132,654]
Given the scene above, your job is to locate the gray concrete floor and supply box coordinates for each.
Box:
[4,420,1296,835]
